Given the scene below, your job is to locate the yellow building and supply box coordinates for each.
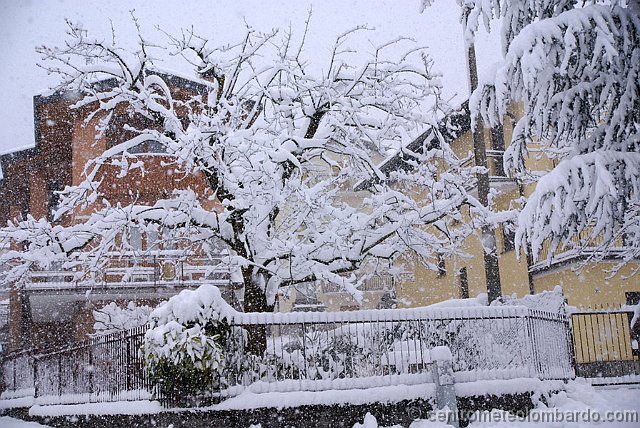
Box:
[302,101,639,312]
[385,102,640,310]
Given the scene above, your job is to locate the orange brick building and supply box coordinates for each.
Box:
[0,73,236,352]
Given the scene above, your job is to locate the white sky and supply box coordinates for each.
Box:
[0,0,501,153]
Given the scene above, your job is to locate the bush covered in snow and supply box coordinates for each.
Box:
[142,286,232,404]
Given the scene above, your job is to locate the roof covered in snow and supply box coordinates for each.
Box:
[0,70,209,183]
[355,100,472,191]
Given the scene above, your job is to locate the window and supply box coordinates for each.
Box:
[437,254,446,277]
[129,227,142,251]
[47,179,63,221]
[626,292,640,306]
[128,140,167,154]
[105,111,166,152]
[458,267,469,299]
[162,226,176,250]
[490,124,506,177]
[146,228,159,251]
[503,225,516,253]
[20,203,29,221]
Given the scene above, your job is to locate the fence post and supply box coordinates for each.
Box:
[563,310,577,380]
[88,344,94,399]
[526,310,541,378]
[58,353,62,397]
[33,355,38,398]
[126,332,131,392]
[432,346,459,428]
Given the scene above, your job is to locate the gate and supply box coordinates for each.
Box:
[570,310,640,380]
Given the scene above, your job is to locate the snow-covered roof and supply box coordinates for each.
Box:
[354,100,471,191]
[0,144,35,157]
[0,144,37,180]
[0,70,208,183]
[34,69,211,107]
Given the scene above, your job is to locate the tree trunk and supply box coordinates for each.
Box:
[242,268,274,355]
[464,16,503,303]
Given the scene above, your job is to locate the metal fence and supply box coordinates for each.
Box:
[217,306,574,395]
[1,306,575,407]
[571,310,640,379]
[32,326,152,405]
[1,350,35,399]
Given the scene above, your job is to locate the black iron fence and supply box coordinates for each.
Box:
[33,327,151,405]
[1,306,574,408]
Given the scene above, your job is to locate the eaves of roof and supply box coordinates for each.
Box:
[354,100,471,191]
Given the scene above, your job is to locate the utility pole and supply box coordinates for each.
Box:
[463,12,503,303]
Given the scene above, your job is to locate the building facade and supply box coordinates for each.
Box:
[385,103,640,310]
[0,74,237,352]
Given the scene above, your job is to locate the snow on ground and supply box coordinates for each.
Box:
[4,380,640,427]
[353,381,640,428]
[0,417,52,427]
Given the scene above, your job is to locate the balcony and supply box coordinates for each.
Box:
[530,231,629,273]
[460,149,515,186]
[320,275,392,294]
[10,253,237,325]
[23,253,233,294]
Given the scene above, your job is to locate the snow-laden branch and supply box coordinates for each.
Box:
[453,1,640,272]
[517,152,640,266]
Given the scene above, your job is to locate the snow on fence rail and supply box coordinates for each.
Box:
[212,306,574,399]
[1,303,575,407]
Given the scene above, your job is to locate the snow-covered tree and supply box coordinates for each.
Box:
[0,18,479,330]
[425,0,640,272]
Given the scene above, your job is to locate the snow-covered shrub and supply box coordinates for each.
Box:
[142,285,233,404]
[92,301,152,336]
[272,317,500,379]
[281,328,372,379]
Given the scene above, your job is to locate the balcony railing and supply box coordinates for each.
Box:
[460,149,513,183]
[531,230,628,272]
[24,254,232,291]
[321,275,392,294]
